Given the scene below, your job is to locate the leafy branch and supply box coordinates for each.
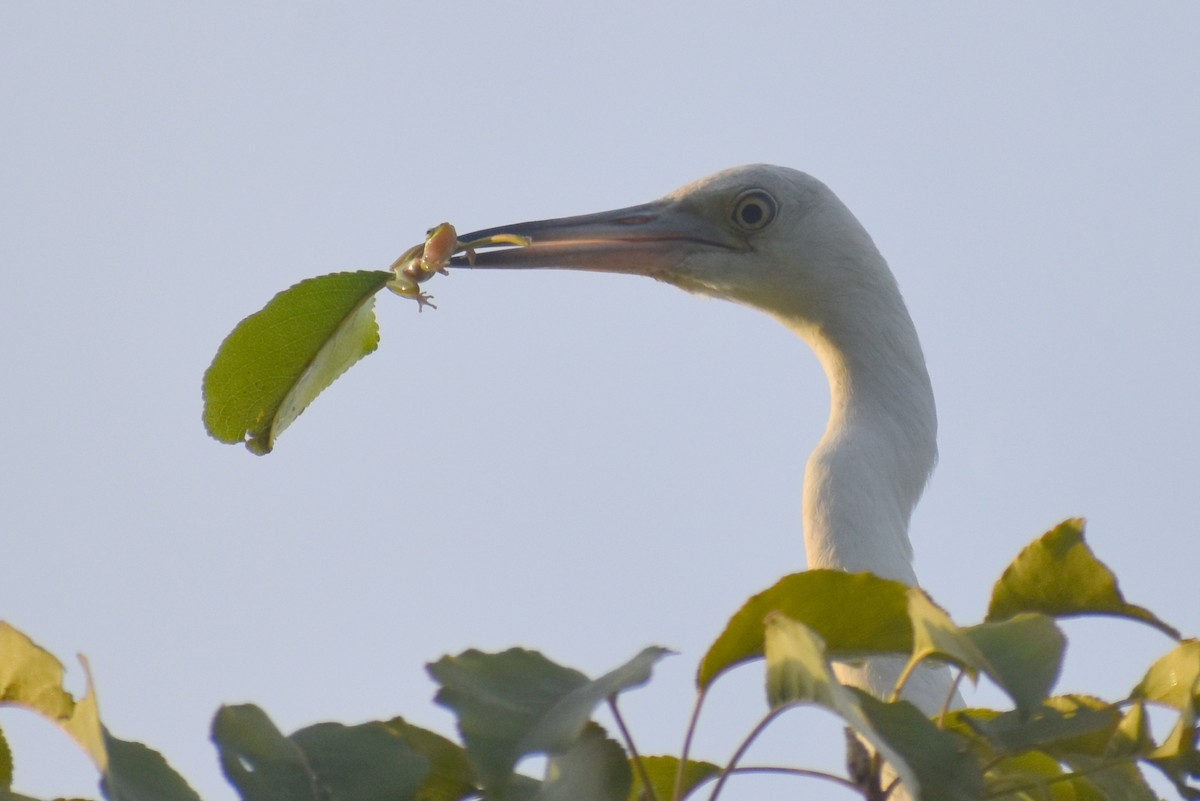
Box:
[3,519,1198,800]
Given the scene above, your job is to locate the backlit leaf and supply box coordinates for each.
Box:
[627,756,719,801]
[986,519,1178,638]
[1063,754,1158,801]
[1131,640,1200,712]
[0,623,75,719]
[0,625,198,801]
[699,571,911,690]
[905,588,991,682]
[202,270,392,454]
[981,751,1077,801]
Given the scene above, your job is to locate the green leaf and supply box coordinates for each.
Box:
[1111,701,1154,757]
[763,613,982,801]
[101,732,204,801]
[627,756,719,801]
[429,647,669,801]
[961,696,1122,760]
[905,588,991,681]
[852,690,984,801]
[525,647,672,753]
[0,788,42,801]
[202,270,392,454]
[986,519,1179,638]
[290,722,431,801]
[699,570,911,690]
[1062,754,1159,801]
[380,717,478,801]
[1131,639,1200,712]
[212,704,431,801]
[538,723,630,801]
[983,751,1077,801]
[1146,704,1200,800]
[0,725,11,789]
[212,704,322,801]
[965,613,1065,716]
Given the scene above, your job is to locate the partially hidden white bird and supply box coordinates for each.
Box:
[450,165,953,722]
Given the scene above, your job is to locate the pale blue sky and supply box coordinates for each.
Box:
[3,3,1199,799]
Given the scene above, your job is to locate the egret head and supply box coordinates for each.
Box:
[455,164,937,589]
[451,164,898,336]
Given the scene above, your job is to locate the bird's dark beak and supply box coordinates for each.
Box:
[448,198,736,279]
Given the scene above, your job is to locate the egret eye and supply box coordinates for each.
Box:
[731,189,777,232]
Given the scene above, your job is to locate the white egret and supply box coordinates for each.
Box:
[451,164,954,750]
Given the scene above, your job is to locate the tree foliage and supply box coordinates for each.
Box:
[6,272,1196,799]
[2,520,1198,801]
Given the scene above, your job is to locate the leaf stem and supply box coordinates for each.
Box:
[608,696,656,801]
[675,686,709,801]
[706,706,794,801]
[888,658,922,704]
[726,765,863,794]
[937,670,965,728]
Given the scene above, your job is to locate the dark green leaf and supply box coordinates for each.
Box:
[212,704,431,801]
[212,704,321,801]
[699,570,911,690]
[101,731,203,801]
[763,613,983,800]
[430,647,668,801]
[964,613,1065,715]
[381,717,478,801]
[627,756,719,801]
[987,519,1179,638]
[525,647,672,755]
[291,721,430,801]
[537,723,630,801]
[960,696,1121,757]
[853,690,984,801]
[202,270,392,454]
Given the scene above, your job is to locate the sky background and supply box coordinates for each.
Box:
[3,3,1199,799]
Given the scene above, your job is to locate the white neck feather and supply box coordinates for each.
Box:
[766,212,936,585]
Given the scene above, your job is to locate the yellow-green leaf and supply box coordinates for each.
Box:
[627,756,719,801]
[906,588,990,683]
[986,519,1178,638]
[698,570,911,690]
[202,270,392,454]
[0,624,199,801]
[1131,640,1200,712]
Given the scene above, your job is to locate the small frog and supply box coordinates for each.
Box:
[387,222,530,311]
